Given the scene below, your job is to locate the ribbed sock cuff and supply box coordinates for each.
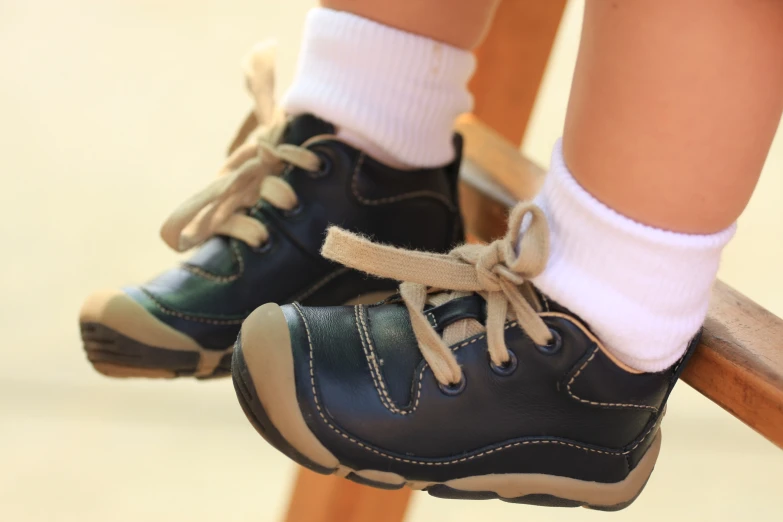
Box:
[282,8,475,168]
[531,140,736,372]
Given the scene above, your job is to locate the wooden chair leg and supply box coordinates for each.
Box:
[470,0,567,143]
[283,470,412,522]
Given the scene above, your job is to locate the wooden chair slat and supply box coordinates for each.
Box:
[284,470,412,522]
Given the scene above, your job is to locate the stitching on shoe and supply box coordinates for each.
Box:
[404,323,515,414]
[355,306,406,414]
[670,348,688,376]
[291,268,349,303]
[182,240,244,283]
[351,153,456,209]
[139,289,245,325]
[298,307,655,461]
[566,346,659,412]
[141,267,349,328]
[373,323,521,415]
[296,303,656,463]
[426,311,437,328]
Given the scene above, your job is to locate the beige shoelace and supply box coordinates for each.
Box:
[321,202,554,386]
[160,42,322,252]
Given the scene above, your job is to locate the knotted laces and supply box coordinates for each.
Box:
[321,202,554,386]
[160,42,322,252]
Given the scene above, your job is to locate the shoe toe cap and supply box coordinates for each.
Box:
[237,303,338,470]
[79,288,202,351]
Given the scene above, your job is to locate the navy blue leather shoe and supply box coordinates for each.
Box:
[232,202,697,509]
[79,113,464,378]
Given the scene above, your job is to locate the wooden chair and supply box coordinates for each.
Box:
[281,2,783,521]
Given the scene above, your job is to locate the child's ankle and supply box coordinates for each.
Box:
[530,140,736,372]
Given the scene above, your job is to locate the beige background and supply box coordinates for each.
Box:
[1,1,781,521]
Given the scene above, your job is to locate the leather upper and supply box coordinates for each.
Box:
[283,293,697,484]
[125,115,464,350]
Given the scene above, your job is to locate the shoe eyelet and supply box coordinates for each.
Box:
[308,154,332,179]
[489,349,518,376]
[252,235,274,255]
[438,376,467,396]
[283,202,304,218]
[536,327,562,356]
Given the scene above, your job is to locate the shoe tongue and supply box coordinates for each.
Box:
[281,114,336,145]
[426,291,487,346]
[431,283,547,347]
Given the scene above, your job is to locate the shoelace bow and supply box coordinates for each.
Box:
[160,42,322,252]
[321,202,554,386]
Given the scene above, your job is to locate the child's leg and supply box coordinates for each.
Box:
[565,0,783,234]
[282,0,500,168]
[533,0,783,371]
[321,0,500,49]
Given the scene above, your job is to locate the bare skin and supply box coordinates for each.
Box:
[564,0,783,234]
[321,0,501,50]
[326,0,783,235]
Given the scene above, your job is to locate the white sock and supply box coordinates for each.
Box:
[282,8,475,168]
[531,140,736,372]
